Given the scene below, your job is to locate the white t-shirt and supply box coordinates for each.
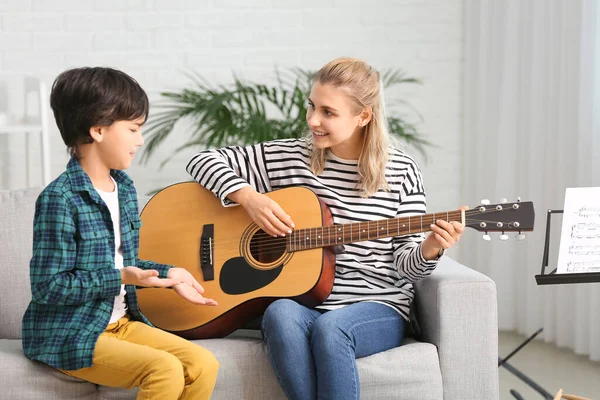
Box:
[95,176,128,324]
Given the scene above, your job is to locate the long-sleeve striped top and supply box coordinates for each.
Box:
[186,138,439,320]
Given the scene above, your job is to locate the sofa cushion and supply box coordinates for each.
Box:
[4,329,443,400]
[0,187,42,339]
[357,338,443,399]
[0,339,97,399]
[99,333,443,400]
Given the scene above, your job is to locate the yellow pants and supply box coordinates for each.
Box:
[59,315,219,400]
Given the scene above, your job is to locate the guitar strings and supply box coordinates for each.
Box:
[194,208,518,251]
[181,206,526,256]
[210,216,521,256]
[192,211,464,249]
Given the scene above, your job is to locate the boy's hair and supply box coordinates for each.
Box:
[49,67,149,157]
[308,57,390,197]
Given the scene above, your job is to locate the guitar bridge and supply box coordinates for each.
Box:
[200,224,214,281]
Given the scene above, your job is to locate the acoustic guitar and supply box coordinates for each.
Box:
[137,182,535,339]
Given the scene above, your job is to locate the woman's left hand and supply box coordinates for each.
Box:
[421,206,468,260]
[167,267,218,306]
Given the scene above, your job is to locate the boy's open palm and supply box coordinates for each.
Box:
[121,266,180,287]
[173,283,218,306]
[168,267,218,306]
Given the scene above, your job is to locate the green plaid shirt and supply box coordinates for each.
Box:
[22,157,172,370]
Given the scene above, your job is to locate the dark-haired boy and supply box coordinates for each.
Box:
[22,67,219,399]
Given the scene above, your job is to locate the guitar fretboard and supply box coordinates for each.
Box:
[287,210,464,251]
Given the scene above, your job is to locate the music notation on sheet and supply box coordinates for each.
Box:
[557,187,600,274]
[576,206,600,218]
[568,244,600,256]
[570,222,600,239]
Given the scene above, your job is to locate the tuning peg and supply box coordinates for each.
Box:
[482,232,491,241]
[516,231,525,241]
[499,198,507,203]
[499,232,509,241]
[516,197,521,203]
[480,199,490,205]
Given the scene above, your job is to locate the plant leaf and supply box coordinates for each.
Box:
[140,67,431,168]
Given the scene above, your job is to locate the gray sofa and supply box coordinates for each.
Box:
[0,186,499,400]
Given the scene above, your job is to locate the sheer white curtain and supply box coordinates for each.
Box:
[460,0,600,361]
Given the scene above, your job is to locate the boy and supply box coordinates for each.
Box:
[22,67,219,400]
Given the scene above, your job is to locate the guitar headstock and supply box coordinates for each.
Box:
[465,198,535,241]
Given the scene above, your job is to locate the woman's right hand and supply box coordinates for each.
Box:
[120,266,180,287]
[229,186,295,237]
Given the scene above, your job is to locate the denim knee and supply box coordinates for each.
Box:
[262,299,315,342]
[311,312,352,352]
[263,300,299,329]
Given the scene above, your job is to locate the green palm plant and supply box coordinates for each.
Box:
[140,68,432,167]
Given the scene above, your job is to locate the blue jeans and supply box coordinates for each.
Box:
[261,299,406,400]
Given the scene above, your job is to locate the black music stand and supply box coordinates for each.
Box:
[498,328,554,400]
[535,209,600,285]
[499,208,599,399]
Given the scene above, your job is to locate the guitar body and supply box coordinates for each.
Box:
[137,182,335,339]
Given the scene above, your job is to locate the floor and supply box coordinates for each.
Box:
[499,331,600,400]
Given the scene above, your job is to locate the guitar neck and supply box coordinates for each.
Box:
[287,209,465,251]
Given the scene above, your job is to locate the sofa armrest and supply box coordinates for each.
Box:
[414,256,499,400]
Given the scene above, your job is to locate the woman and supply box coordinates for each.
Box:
[187,57,466,400]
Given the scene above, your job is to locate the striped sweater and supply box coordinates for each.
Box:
[186,138,439,320]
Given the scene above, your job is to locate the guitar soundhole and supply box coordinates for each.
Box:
[249,230,287,263]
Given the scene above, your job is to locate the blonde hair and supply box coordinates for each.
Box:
[309,57,389,197]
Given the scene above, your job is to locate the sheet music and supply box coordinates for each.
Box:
[556,187,600,274]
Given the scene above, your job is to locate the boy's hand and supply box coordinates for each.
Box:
[172,283,218,306]
[168,267,218,306]
[121,266,179,287]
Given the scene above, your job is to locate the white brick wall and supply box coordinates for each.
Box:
[0,0,463,213]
